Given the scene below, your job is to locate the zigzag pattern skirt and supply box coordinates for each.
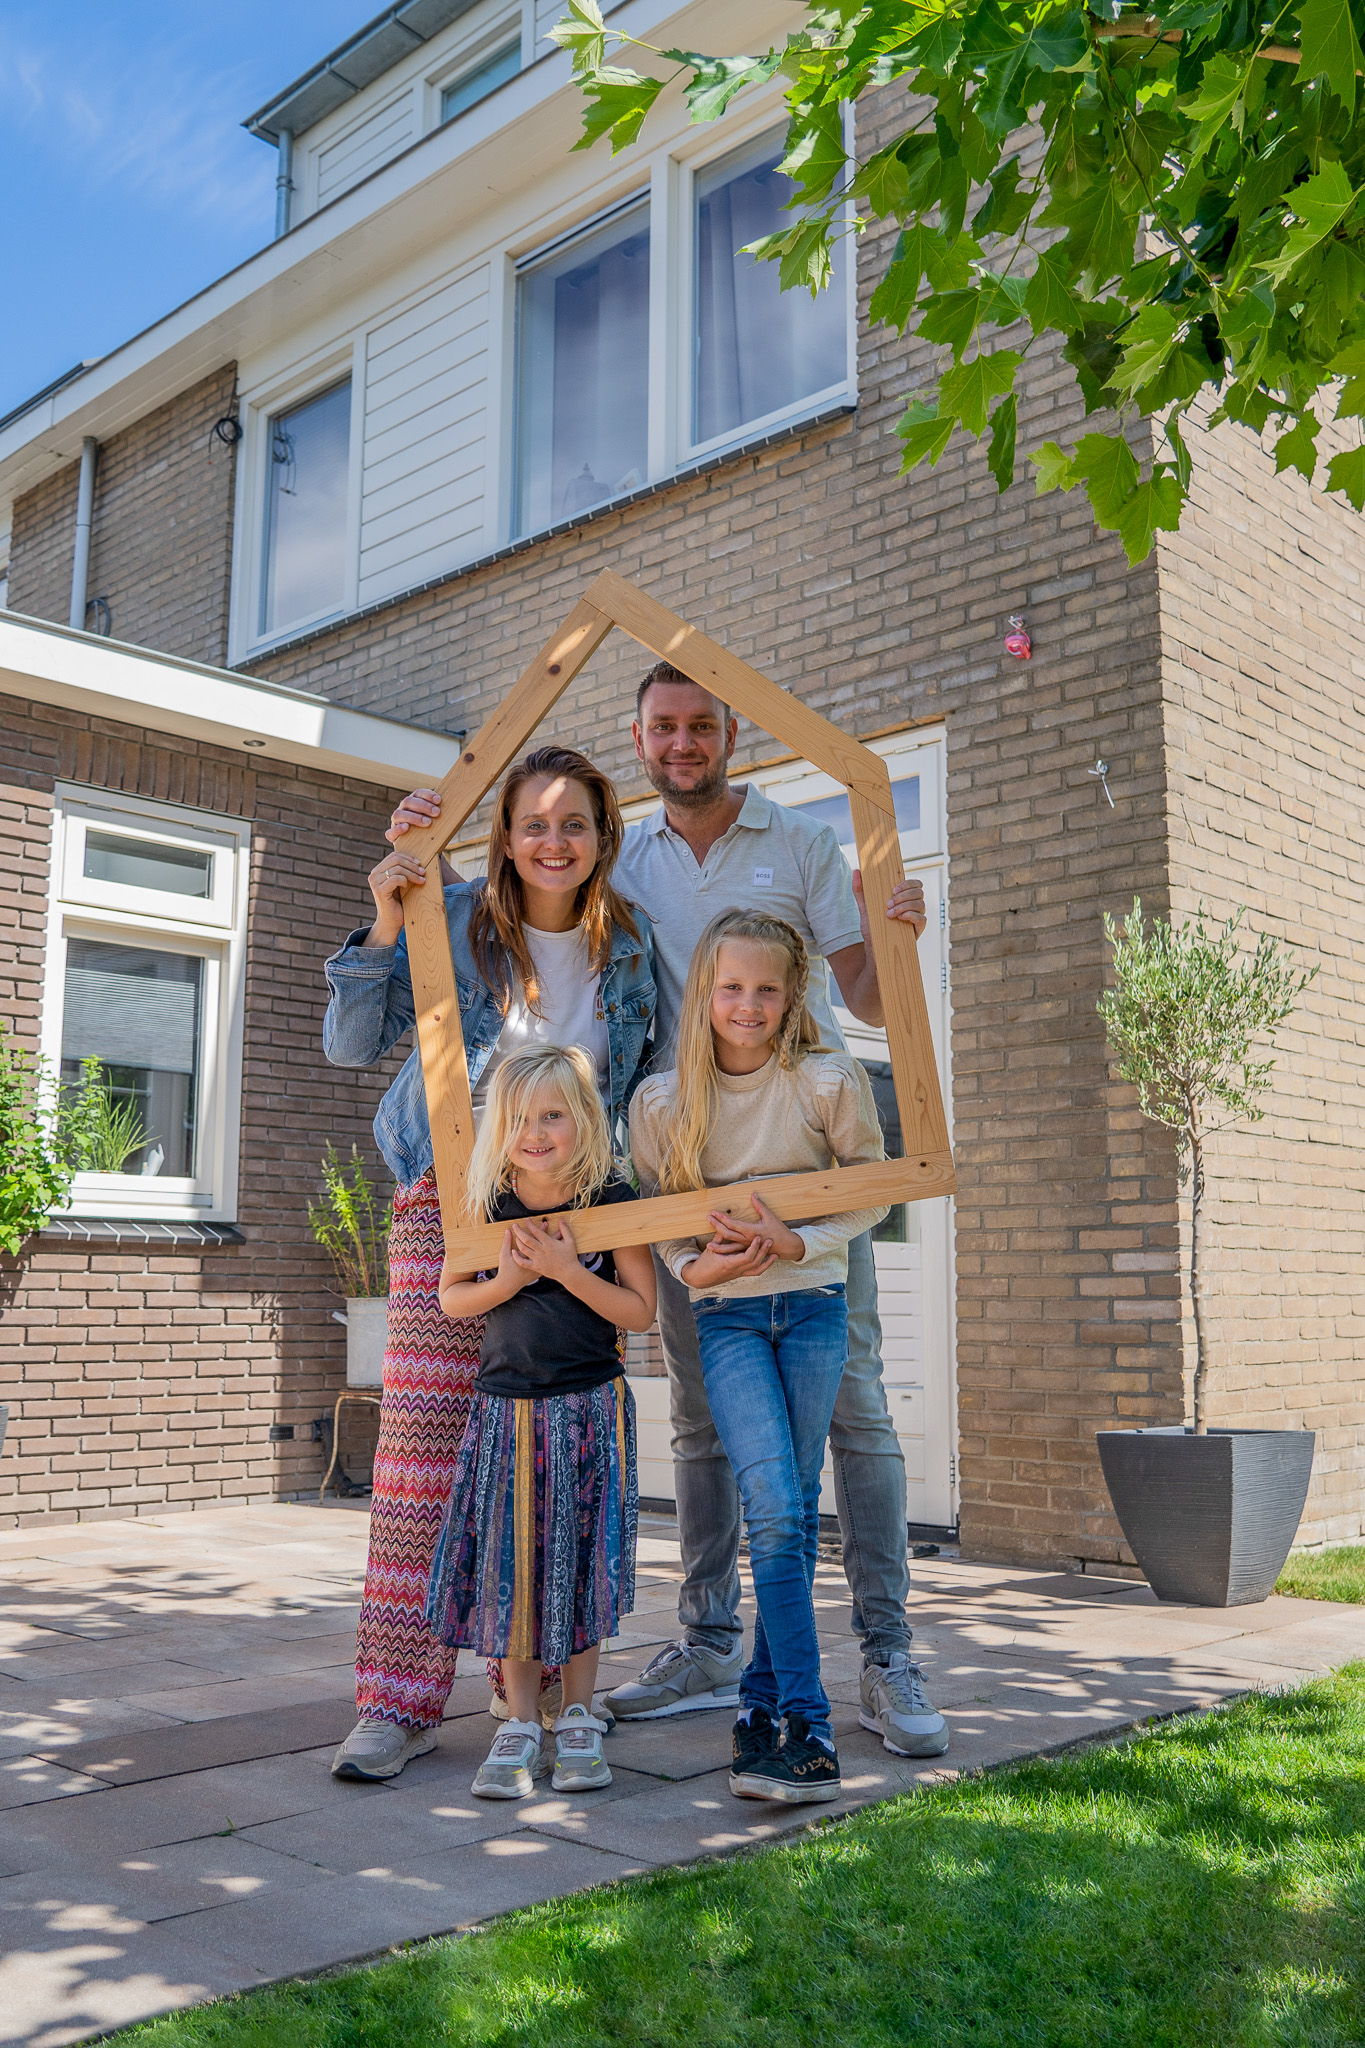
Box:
[353,1171,482,1730]
[425,1378,637,1667]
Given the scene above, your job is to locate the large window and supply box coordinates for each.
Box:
[694,129,849,451]
[260,378,352,637]
[41,791,250,1222]
[514,201,650,537]
[441,38,520,123]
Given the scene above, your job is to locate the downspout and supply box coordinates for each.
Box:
[68,436,98,630]
[274,129,295,239]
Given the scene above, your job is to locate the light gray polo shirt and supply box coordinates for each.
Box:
[616,784,863,1057]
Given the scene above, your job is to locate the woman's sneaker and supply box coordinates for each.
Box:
[728,1705,780,1798]
[551,1704,613,1792]
[330,1718,437,1781]
[731,1712,841,1804]
[859,1654,950,1757]
[472,1719,551,1799]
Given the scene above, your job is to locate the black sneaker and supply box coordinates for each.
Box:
[731,1711,841,1804]
[729,1706,780,1797]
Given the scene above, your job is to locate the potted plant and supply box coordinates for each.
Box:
[1095,901,1316,1606]
[308,1144,390,1387]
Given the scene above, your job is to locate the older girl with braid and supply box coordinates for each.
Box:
[628,910,887,1805]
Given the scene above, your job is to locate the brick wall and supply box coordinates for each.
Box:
[8,366,239,665]
[1156,412,1365,1547]
[0,694,405,1526]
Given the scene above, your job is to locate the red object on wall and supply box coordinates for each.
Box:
[1005,614,1031,660]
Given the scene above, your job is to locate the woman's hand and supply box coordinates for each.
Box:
[681,1215,777,1290]
[709,1196,805,1263]
[386,789,443,846]
[365,849,427,947]
[509,1213,581,1285]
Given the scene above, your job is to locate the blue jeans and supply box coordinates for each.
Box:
[658,1230,911,1662]
[693,1286,848,1741]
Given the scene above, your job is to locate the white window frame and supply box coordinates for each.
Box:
[231,342,364,662]
[427,13,523,132]
[39,786,251,1223]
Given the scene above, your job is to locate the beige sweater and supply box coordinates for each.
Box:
[628,1051,889,1299]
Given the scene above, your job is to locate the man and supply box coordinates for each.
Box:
[386,665,948,1759]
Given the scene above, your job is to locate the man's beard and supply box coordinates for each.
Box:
[644,755,731,809]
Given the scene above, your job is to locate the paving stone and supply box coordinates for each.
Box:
[0,1920,259,2048]
[0,1699,183,1762]
[0,1833,332,1928]
[33,1700,360,1785]
[116,1668,359,1725]
[0,1755,106,1812]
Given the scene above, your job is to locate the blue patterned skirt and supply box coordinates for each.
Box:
[424,1377,637,1666]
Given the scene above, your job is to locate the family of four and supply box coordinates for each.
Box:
[321,663,948,1805]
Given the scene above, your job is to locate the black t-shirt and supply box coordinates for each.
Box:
[475,1179,638,1400]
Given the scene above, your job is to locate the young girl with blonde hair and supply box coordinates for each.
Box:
[426,1043,656,1799]
[629,910,887,1803]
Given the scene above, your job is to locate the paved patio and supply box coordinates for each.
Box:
[3,1504,1365,2046]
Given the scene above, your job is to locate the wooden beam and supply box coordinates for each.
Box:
[443,1155,957,1273]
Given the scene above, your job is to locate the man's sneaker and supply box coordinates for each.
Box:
[472,1719,552,1799]
[330,1718,437,1781]
[551,1704,613,1792]
[859,1653,950,1757]
[728,1705,780,1798]
[604,1638,743,1720]
[731,1712,841,1804]
[491,1681,615,1734]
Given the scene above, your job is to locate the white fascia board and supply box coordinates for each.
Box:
[0,610,460,788]
[0,0,790,511]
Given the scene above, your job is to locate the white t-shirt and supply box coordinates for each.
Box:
[471,922,610,1118]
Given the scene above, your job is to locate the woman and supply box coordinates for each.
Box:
[322,745,655,1781]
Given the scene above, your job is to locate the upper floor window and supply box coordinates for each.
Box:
[694,128,849,452]
[514,200,650,537]
[441,38,520,123]
[41,790,250,1221]
[260,377,352,637]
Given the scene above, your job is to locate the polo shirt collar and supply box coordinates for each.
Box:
[646,783,773,836]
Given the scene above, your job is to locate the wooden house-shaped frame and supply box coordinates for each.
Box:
[396,570,955,1268]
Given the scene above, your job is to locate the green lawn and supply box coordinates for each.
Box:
[115,1667,1365,2048]
[1278,1547,1365,1605]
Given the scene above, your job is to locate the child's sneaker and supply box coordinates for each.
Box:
[552,1703,612,1792]
[728,1705,780,1798]
[491,1680,615,1733]
[732,1712,841,1803]
[471,1718,551,1799]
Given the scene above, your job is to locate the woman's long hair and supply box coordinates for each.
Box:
[658,910,823,1194]
[468,746,640,1015]
[464,1043,613,1220]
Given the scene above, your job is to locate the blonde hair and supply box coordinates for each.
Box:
[658,910,822,1195]
[464,1044,614,1221]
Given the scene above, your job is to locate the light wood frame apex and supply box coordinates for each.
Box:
[396,570,955,1267]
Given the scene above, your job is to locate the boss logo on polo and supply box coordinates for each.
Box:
[753,867,774,888]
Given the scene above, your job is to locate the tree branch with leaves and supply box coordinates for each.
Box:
[552,0,1365,560]
[1098,901,1313,1431]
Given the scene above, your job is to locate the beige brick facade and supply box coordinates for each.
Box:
[0,695,400,1527]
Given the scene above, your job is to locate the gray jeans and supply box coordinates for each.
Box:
[657,1230,912,1665]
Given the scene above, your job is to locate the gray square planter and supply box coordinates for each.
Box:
[1096,1427,1315,1606]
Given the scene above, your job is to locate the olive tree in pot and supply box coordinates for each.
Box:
[1096,902,1315,1606]
[309,1145,390,1387]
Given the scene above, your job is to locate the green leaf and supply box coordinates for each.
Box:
[896,399,956,467]
[1273,414,1321,480]
[548,0,606,72]
[1325,442,1365,509]
[1032,440,1076,493]
[916,289,982,358]
[852,146,911,217]
[1299,0,1363,115]
[1257,161,1355,287]
[904,11,965,73]
[978,271,1030,326]
[1114,472,1184,563]
[987,391,1018,491]
[868,224,975,330]
[972,156,1032,238]
[780,104,847,203]
[1024,247,1086,334]
[1108,305,1181,398]
[1180,53,1249,163]
[745,216,834,295]
[663,52,776,122]
[572,69,663,152]
[940,348,1023,434]
[1070,431,1140,522]
[1166,412,1192,492]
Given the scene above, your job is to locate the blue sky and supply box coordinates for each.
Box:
[0,0,369,420]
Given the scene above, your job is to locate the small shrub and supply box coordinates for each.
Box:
[309,1143,389,1297]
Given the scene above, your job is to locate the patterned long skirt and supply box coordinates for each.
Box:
[353,1171,483,1730]
[425,1379,637,1667]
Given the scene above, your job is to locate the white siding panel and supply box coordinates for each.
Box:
[358,264,490,602]
[317,90,416,207]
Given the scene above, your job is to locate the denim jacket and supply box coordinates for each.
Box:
[322,880,656,1188]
